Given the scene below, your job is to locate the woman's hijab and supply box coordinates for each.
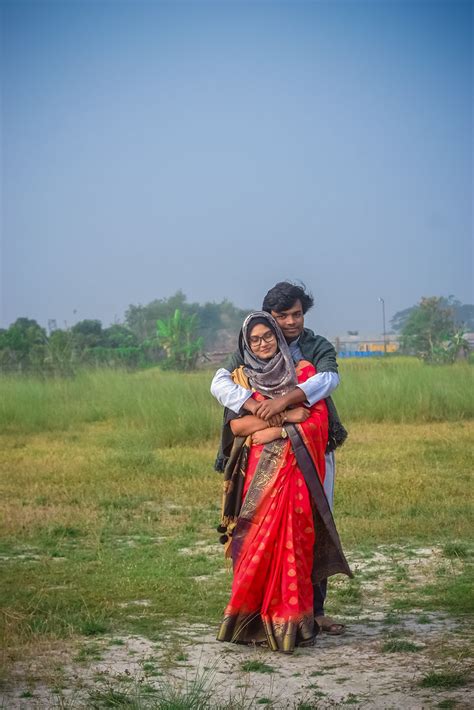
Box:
[239,311,298,398]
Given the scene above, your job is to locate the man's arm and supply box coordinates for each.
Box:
[254,371,339,420]
[296,371,339,406]
[305,334,339,374]
[210,368,254,414]
[223,351,245,373]
[211,339,340,419]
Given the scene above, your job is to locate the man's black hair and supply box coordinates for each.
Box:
[262,281,314,314]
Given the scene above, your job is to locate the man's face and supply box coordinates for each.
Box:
[270,299,305,341]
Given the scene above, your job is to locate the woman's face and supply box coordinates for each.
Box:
[248,323,278,360]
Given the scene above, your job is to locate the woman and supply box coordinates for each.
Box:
[216,312,351,654]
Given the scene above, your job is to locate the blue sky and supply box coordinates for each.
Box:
[1,0,472,336]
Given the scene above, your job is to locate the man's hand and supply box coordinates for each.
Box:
[254,397,287,420]
[252,427,283,445]
[284,407,311,424]
[242,397,259,415]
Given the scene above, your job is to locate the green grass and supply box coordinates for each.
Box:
[86,668,221,709]
[0,360,472,442]
[336,358,474,423]
[0,363,473,672]
[1,419,472,652]
[442,542,470,559]
[419,670,469,689]
[0,368,221,443]
[382,638,421,653]
[421,566,474,615]
[391,564,474,616]
[240,660,275,674]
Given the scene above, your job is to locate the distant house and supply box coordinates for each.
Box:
[334,334,400,357]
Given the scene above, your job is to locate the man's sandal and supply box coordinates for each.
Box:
[314,615,346,636]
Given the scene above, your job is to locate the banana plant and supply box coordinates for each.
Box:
[155,309,203,370]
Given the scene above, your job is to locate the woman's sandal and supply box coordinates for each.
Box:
[314,615,346,636]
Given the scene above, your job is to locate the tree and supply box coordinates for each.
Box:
[392,296,474,333]
[155,309,203,370]
[400,297,468,363]
[125,292,249,351]
[102,324,138,349]
[70,319,104,349]
[0,318,47,371]
[44,329,74,374]
[125,291,190,342]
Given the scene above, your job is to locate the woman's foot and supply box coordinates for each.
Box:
[314,615,346,635]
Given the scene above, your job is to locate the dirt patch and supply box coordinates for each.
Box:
[2,546,472,709]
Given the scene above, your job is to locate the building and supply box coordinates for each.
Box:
[333,333,400,358]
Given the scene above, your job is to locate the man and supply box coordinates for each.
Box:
[211,281,347,635]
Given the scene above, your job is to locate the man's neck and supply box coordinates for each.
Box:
[286,333,302,345]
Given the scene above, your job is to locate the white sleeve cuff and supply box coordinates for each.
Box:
[298,372,339,406]
[210,368,253,413]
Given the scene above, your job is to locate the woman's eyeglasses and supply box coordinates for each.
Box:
[249,331,276,347]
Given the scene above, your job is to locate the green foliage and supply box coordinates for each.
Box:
[45,328,74,374]
[392,295,474,333]
[400,297,469,363]
[155,309,203,371]
[0,291,249,374]
[80,346,143,369]
[125,291,248,350]
[0,318,47,371]
[101,324,139,349]
[70,319,104,348]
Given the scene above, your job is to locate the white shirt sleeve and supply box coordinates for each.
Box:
[297,371,340,407]
[210,368,253,413]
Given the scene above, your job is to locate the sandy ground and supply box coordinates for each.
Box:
[2,547,473,709]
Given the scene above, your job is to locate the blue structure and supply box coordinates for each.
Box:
[338,350,385,358]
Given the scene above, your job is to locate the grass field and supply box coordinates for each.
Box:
[0,358,472,440]
[1,359,473,707]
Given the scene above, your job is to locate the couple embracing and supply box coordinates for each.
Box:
[210,281,352,654]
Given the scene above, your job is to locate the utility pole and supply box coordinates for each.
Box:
[378,297,387,355]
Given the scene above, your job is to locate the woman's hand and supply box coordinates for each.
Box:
[283,407,311,424]
[252,427,283,445]
[267,413,284,427]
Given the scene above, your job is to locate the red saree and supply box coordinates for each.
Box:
[217,361,328,653]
